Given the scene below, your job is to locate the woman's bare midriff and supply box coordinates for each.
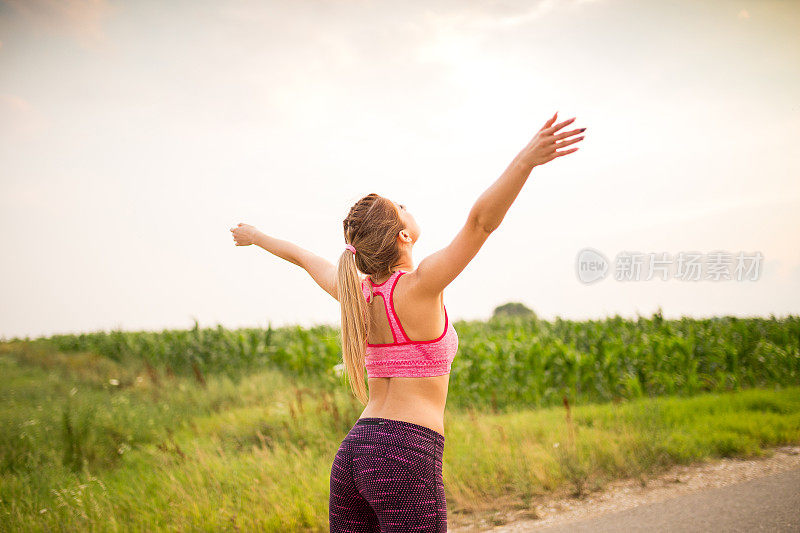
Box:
[359,374,450,437]
[358,270,451,438]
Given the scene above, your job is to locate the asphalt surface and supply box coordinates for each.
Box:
[537,467,800,533]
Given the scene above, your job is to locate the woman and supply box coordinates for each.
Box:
[230,112,585,532]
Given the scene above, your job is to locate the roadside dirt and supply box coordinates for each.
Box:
[449,445,800,532]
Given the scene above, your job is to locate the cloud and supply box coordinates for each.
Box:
[2,0,115,49]
[0,93,31,112]
[0,93,46,137]
[410,0,602,72]
[420,0,600,33]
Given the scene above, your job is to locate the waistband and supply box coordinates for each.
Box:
[344,417,445,457]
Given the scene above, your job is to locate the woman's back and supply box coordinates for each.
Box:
[358,269,457,437]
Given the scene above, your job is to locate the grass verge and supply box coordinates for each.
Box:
[1,343,798,531]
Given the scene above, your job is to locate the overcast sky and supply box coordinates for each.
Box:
[1,0,799,340]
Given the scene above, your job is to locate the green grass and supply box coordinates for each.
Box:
[1,341,799,531]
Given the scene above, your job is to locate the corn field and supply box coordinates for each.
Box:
[33,312,800,412]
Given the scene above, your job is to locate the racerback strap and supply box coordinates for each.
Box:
[361,270,410,343]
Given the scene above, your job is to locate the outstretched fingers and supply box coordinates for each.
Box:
[547,146,580,162]
[543,117,576,136]
[525,112,586,166]
[555,136,584,149]
[540,111,558,131]
[553,127,586,141]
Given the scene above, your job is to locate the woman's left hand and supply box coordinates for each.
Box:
[517,112,585,168]
[230,223,259,246]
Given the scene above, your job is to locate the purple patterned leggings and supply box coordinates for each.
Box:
[329,417,447,532]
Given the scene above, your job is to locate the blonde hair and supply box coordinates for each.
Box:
[337,193,406,405]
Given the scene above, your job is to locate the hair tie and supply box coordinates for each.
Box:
[345,244,356,255]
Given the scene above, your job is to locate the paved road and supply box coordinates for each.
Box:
[537,467,800,533]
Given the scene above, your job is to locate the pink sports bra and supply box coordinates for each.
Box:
[360,269,459,378]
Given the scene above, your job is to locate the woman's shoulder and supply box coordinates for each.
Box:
[396,269,443,303]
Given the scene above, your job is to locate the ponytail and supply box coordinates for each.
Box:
[337,247,370,405]
[338,193,405,404]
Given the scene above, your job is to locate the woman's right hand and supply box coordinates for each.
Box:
[230,223,259,246]
[518,112,586,168]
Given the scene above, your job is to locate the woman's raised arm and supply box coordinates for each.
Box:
[411,112,586,297]
[230,223,339,300]
[231,223,305,266]
[473,112,585,233]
